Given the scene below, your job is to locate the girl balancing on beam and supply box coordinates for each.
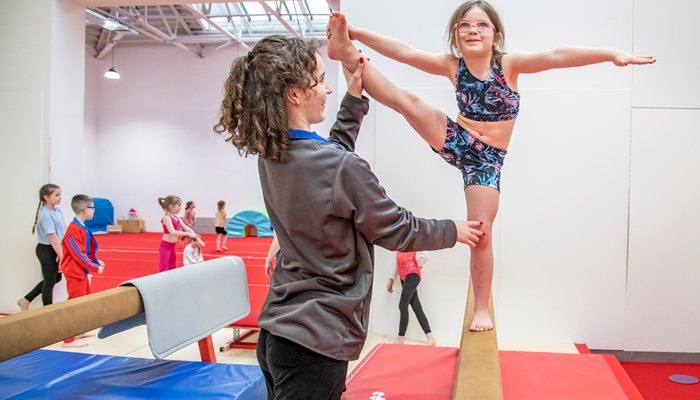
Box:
[326,1,654,331]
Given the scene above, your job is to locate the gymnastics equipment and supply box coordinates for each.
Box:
[453,278,502,399]
[227,210,273,237]
[0,350,265,399]
[0,256,249,362]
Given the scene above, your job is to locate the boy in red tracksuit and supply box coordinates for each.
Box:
[59,194,105,348]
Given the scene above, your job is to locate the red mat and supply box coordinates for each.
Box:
[91,232,271,293]
[344,345,641,399]
[622,362,700,400]
[90,232,272,327]
[344,344,459,400]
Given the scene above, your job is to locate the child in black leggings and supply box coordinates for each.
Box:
[388,251,436,345]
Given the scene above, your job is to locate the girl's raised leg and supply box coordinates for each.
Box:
[327,12,447,150]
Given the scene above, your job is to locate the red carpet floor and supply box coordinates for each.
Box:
[621,362,700,400]
[92,232,272,292]
[92,232,273,327]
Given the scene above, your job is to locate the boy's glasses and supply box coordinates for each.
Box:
[457,21,493,33]
[85,206,96,210]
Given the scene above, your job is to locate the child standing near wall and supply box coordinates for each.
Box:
[158,195,197,272]
[388,251,435,345]
[60,194,105,348]
[17,184,66,311]
[214,200,228,252]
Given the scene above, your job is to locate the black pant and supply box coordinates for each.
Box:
[398,273,432,336]
[256,329,348,399]
[23,244,62,306]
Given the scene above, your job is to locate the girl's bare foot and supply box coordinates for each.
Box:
[469,309,494,332]
[326,12,356,62]
[394,336,405,344]
[426,333,437,346]
[17,298,30,312]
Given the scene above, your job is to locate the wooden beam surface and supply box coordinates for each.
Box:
[453,278,503,400]
[0,286,143,362]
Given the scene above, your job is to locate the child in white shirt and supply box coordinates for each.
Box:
[183,235,205,265]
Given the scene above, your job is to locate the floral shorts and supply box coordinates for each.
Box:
[432,116,507,191]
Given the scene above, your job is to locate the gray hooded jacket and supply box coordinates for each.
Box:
[257,93,457,361]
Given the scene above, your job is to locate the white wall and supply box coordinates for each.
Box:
[0,0,86,313]
[341,0,696,352]
[624,0,700,353]
[89,44,338,230]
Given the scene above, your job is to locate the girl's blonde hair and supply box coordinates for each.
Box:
[158,195,182,211]
[32,183,60,234]
[446,0,506,65]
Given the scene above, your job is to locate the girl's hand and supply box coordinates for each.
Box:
[613,52,656,67]
[189,232,197,238]
[386,278,394,293]
[98,266,105,275]
[343,56,366,98]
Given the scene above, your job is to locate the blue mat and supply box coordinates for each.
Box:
[84,197,114,233]
[0,350,266,399]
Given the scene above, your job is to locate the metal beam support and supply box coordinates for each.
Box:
[183,4,249,50]
[169,5,193,35]
[156,5,174,37]
[116,6,202,58]
[258,0,297,36]
[96,32,125,60]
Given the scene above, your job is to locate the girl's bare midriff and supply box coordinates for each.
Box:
[456,113,516,150]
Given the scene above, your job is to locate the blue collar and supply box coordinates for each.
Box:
[73,217,98,256]
[72,217,88,229]
[288,129,343,150]
[288,129,328,142]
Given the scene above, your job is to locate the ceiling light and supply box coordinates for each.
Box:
[104,67,120,80]
[104,47,121,80]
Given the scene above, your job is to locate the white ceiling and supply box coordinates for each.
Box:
[86,1,337,59]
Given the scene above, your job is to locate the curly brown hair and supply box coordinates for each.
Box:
[446,1,507,65]
[214,35,320,163]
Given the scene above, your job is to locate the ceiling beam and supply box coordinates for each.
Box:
[169,5,194,35]
[258,1,297,37]
[115,6,202,58]
[96,32,126,60]
[156,5,174,37]
[182,4,249,50]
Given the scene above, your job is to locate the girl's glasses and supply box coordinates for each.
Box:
[457,21,493,33]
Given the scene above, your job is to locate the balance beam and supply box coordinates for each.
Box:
[0,286,143,362]
[452,278,503,400]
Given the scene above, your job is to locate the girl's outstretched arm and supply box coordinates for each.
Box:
[347,24,454,78]
[506,47,655,75]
